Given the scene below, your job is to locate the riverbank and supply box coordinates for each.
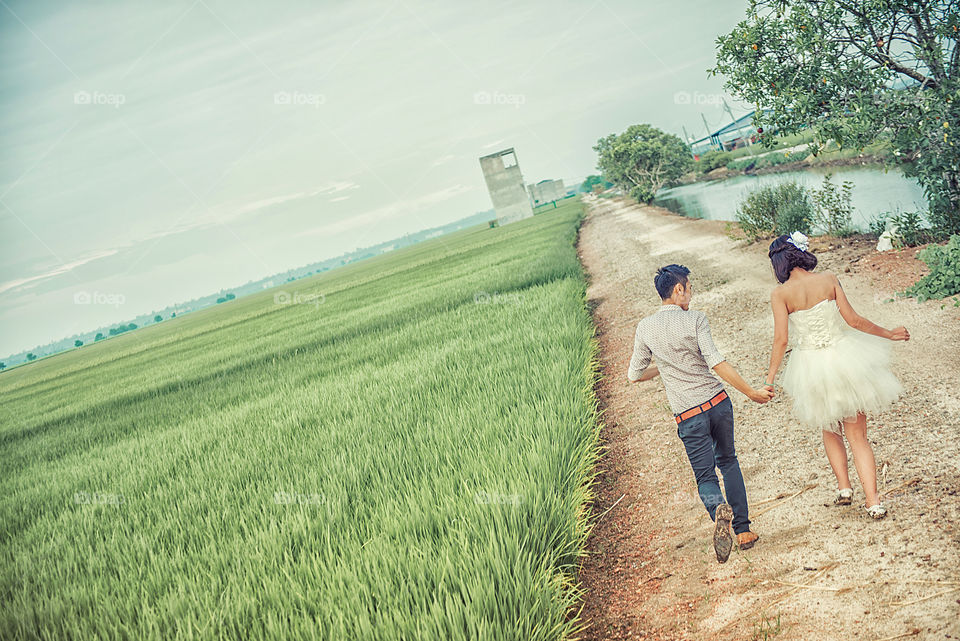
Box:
[686,151,893,184]
[573,195,960,640]
[653,164,925,231]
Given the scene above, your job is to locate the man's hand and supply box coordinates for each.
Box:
[636,365,660,382]
[713,361,774,403]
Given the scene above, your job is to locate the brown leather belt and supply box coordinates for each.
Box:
[674,390,728,425]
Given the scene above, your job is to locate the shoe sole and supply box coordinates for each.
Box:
[714,503,733,563]
[738,535,758,551]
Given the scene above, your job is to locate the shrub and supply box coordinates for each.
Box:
[726,149,810,172]
[736,181,815,242]
[868,214,888,238]
[890,211,936,247]
[629,184,656,203]
[697,150,731,173]
[810,173,855,236]
[902,235,960,301]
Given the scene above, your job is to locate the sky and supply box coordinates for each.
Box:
[0,0,751,358]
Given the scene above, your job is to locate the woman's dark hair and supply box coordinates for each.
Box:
[654,264,690,299]
[768,235,817,283]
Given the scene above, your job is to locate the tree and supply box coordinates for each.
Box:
[593,124,693,202]
[74,339,83,348]
[26,353,37,361]
[95,332,104,341]
[581,175,605,192]
[154,315,163,323]
[712,0,960,236]
[0,362,6,371]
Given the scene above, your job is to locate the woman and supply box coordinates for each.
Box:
[762,232,909,519]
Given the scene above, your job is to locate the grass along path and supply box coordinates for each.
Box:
[0,198,601,640]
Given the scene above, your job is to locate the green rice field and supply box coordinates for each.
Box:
[0,198,602,640]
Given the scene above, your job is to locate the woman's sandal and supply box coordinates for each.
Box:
[865,503,888,520]
[833,488,853,506]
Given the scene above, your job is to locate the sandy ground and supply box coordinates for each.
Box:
[572,195,960,641]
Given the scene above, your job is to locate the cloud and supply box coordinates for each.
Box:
[232,192,307,216]
[430,154,456,167]
[0,249,119,295]
[302,184,473,237]
[308,181,360,196]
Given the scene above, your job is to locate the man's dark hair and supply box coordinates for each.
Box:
[768,235,817,283]
[654,264,690,300]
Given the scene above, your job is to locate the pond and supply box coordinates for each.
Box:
[653,166,928,231]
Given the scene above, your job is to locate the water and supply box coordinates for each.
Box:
[653,166,928,230]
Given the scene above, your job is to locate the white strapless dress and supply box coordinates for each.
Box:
[781,299,902,433]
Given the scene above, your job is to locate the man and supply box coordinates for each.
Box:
[627,264,772,563]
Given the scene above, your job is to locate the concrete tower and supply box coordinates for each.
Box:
[479,148,533,225]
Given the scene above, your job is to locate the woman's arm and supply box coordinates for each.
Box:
[832,274,910,341]
[765,288,790,386]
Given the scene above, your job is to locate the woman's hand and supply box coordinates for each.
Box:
[888,326,910,341]
[748,387,775,404]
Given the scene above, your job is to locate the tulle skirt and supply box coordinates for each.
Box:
[782,329,902,434]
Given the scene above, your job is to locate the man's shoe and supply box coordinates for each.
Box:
[713,503,734,563]
[737,531,760,550]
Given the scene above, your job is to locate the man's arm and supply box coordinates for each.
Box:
[696,313,772,404]
[713,361,773,403]
[627,323,657,382]
[635,365,660,382]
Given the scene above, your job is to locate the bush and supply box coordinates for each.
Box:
[697,150,732,173]
[868,214,888,238]
[902,235,960,301]
[810,173,855,236]
[727,149,810,172]
[890,211,936,247]
[736,181,815,242]
[928,201,960,239]
[629,184,656,203]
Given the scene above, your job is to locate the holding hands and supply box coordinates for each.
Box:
[749,386,775,404]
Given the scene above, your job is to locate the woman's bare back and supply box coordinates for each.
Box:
[775,271,838,314]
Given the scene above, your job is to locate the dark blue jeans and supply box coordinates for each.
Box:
[676,396,751,534]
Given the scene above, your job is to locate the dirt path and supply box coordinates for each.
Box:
[574,195,960,640]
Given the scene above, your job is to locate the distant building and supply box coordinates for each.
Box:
[527,179,565,206]
[690,109,775,157]
[479,148,533,225]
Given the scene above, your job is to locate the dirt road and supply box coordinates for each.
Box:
[574,195,960,640]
